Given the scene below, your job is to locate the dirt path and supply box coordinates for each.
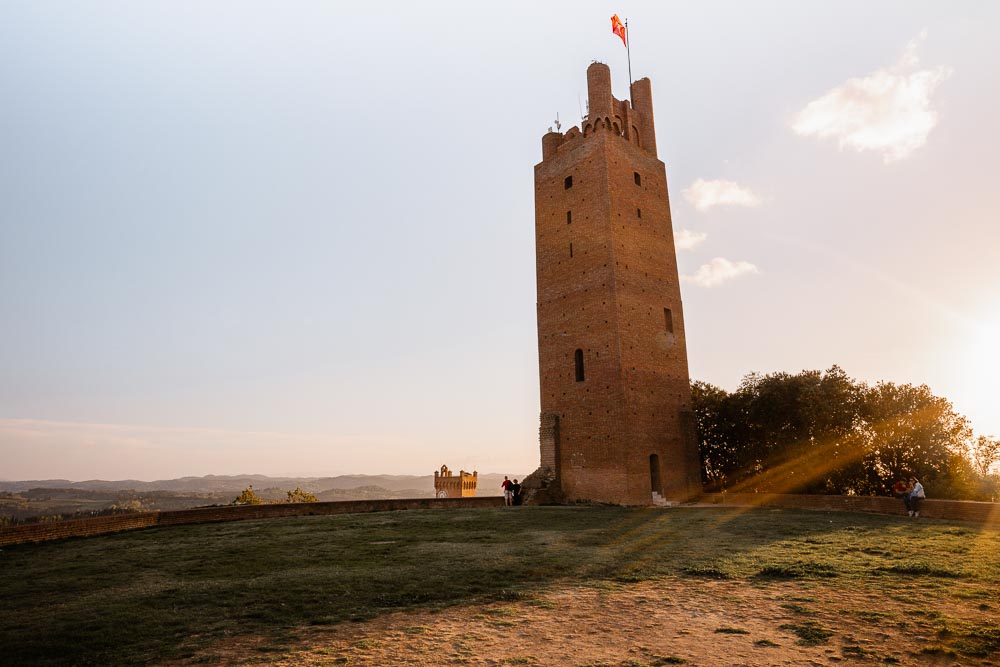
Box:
[172,575,990,666]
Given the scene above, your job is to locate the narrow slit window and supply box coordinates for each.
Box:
[574,349,585,382]
[564,175,573,189]
[664,308,674,333]
[637,208,641,218]
[634,172,641,186]
[569,243,574,258]
[567,210,572,224]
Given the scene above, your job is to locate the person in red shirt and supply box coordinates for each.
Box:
[501,476,512,507]
[892,479,910,514]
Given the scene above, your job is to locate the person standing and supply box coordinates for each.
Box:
[908,476,925,518]
[510,479,522,506]
[501,476,512,507]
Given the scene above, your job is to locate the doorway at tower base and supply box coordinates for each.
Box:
[520,411,704,506]
[520,412,563,505]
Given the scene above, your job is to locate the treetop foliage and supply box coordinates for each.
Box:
[285,487,318,503]
[231,485,318,505]
[232,485,264,506]
[692,366,999,501]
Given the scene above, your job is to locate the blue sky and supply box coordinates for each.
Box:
[2,1,998,480]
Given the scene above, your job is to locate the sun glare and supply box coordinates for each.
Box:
[957,313,1000,437]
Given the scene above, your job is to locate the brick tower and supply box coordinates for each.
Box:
[528,62,701,505]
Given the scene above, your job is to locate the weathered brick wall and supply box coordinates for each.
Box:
[538,412,559,473]
[0,513,164,546]
[0,497,503,547]
[704,492,1000,526]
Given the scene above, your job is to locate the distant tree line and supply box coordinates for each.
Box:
[692,366,1000,501]
[231,485,318,506]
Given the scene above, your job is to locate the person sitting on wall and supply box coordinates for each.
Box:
[907,477,925,518]
[893,479,911,512]
[510,479,522,506]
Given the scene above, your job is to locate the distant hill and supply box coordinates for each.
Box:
[0,472,519,495]
[0,472,521,521]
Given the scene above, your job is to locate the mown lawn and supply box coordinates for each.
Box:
[1,506,998,665]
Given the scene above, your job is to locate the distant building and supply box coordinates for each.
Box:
[433,465,477,498]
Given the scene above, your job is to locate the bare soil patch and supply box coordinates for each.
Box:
[173,575,992,666]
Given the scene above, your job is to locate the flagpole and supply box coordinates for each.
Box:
[626,18,633,102]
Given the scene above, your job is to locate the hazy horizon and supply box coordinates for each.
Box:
[3,2,998,480]
[0,469,528,483]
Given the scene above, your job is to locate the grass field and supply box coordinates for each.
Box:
[1,506,998,665]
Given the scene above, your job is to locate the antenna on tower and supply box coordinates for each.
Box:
[554,112,561,132]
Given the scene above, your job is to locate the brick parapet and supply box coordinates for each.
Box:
[4,494,995,547]
[703,492,1000,527]
[0,497,503,547]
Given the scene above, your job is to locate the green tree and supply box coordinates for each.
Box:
[736,366,862,494]
[856,382,972,497]
[693,367,863,493]
[232,485,264,506]
[285,487,318,503]
[969,435,1000,501]
[690,367,987,499]
[691,380,736,491]
[970,435,1000,478]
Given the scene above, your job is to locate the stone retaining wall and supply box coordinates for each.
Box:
[0,496,503,547]
[703,492,1000,526]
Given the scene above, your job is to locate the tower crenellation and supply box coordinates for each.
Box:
[587,62,614,121]
[542,63,656,163]
[629,77,657,156]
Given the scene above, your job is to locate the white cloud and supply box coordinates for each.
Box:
[682,257,759,287]
[674,228,708,251]
[792,31,951,163]
[682,179,763,212]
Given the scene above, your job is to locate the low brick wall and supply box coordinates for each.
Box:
[0,496,503,547]
[6,493,995,547]
[704,492,1000,526]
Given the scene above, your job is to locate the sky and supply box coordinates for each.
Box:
[2,1,998,481]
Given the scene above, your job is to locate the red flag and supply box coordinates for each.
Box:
[611,14,626,47]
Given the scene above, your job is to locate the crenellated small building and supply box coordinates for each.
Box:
[433,465,478,498]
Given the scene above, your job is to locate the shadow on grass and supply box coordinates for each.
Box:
[1,505,997,665]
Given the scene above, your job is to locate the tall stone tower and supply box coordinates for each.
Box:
[530,62,701,505]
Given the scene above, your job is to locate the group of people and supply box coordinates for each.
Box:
[500,476,523,506]
[892,476,926,517]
